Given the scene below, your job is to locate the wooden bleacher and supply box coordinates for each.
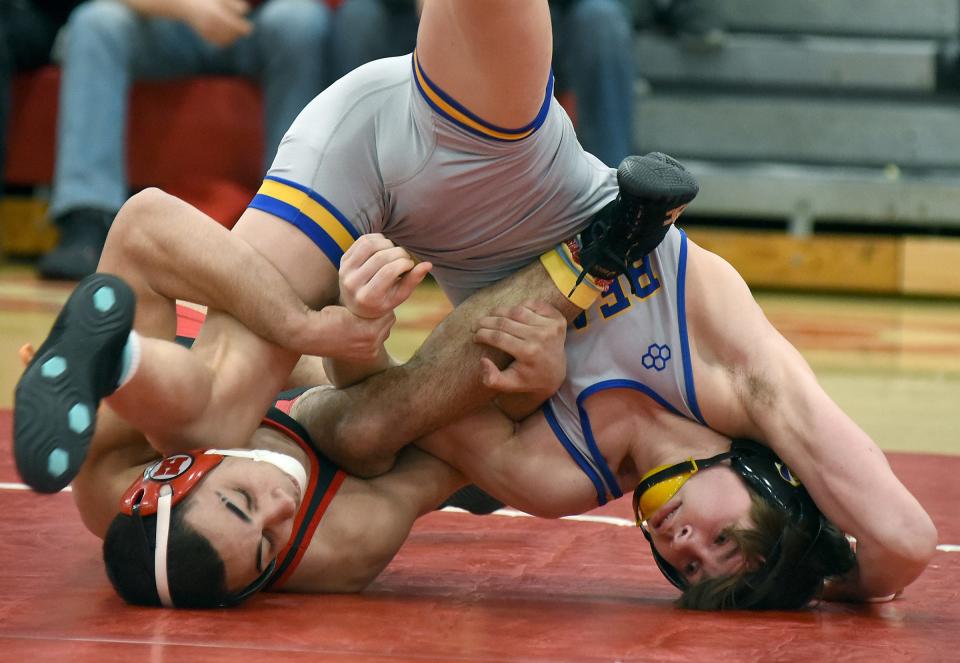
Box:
[4,0,960,295]
[635,0,960,296]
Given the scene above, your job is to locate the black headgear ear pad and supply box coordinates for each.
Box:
[728,439,819,530]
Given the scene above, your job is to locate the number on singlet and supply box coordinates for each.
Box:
[572,256,661,331]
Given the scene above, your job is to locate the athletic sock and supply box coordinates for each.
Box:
[539,240,608,310]
[115,330,142,390]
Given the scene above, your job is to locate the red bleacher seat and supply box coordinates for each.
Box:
[6,67,265,228]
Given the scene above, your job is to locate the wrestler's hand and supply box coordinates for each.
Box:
[821,567,901,604]
[310,305,396,362]
[339,234,432,320]
[473,300,568,395]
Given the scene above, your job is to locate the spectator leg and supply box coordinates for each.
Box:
[251,0,330,169]
[559,0,635,167]
[328,0,392,83]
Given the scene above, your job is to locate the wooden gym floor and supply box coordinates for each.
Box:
[1,262,958,662]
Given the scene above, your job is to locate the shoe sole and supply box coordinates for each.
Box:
[618,152,700,206]
[13,274,135,493]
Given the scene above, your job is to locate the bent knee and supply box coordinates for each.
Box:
[114,188,172,225]
[105,189,173,257]
[329,417,399,478]
[342,451,397,480]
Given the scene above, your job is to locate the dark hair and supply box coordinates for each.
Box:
[102,497,229,608]
[678,492,856,610]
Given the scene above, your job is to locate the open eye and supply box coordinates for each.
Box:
[714,532,729,546]
[684,560,700,577]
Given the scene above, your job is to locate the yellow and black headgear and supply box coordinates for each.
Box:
[632,439,821,589]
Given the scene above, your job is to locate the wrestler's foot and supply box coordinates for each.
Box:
[571,152,699,293]
[439,485,505,515]
[14,273,135,493]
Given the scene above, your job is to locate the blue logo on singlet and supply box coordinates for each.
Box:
[641,343,671,372]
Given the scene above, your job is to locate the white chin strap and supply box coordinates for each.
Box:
[154,484,174,608]
[204,449,308,498]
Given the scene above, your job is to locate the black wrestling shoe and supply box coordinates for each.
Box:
[13,273,135,493]
[571,152,699,294]
[439,485,505,515]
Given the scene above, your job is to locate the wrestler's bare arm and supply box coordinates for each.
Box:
[686,240,937,601]
[278,443,467,593]
[417,0,553,128]
[106,189,393,358]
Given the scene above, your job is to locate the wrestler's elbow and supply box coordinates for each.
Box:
[873,510,938,583]
[904,515,938,568]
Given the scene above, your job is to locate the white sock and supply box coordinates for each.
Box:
[115,330,142,390]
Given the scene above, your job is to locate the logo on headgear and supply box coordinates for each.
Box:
[147,454,194,481]
[775,462,802,487]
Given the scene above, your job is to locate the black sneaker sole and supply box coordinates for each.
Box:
[13,273,136,493]
[617,152,700,207]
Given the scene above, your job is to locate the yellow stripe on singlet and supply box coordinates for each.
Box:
[257,179,356,255]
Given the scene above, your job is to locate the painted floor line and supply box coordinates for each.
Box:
[443,507,960,552]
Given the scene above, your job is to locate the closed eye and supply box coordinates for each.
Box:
[238,488,255,512]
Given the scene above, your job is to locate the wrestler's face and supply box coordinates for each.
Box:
[644,466,754,584]
[182,458,303,592]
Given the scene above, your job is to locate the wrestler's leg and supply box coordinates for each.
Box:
[99,195,303,452]
[294,257,588,477]
[417,0,553,128]
[13,192,305,492]
[299,151,699,477]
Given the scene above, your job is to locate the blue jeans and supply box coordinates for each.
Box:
[553,0,635,167]
[328,0,419,82]
[50,0,330,218]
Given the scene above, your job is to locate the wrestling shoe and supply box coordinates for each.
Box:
[14,273,135,493]
[571,152,699,294]
[439,485,505,515]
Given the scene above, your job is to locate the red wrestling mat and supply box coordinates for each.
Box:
[1,409,958,662]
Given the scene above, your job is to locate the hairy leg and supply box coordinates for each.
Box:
[294,258,584,476]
